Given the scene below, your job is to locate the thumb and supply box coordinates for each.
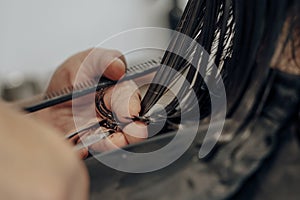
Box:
[103,58,126,80]
[78,48,126,83]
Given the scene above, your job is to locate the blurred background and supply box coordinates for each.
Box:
[0,0,187,101]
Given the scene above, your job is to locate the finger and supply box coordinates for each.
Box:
[89,132,128,152]
[46,48,126,107]
[108,80,141,122]
[78,48,126,83]
[33,106,76,134]
[103,58,126,80]
[123,121,148,144]
[83,122,148,153]
[69,134,80,145]
[88,122,148,152]
[77,147,89,159]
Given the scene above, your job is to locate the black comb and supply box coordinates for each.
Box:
[23,58,161,113]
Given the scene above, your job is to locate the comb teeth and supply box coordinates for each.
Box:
[42,57,161,100]
[88,79,97,86]
[63,88,69,94]
[127,57,161,74]
[67,86,74,93]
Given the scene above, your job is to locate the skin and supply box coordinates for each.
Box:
[31,48,148,158]
[3,13,297,198]
[0,101,89,200]
[0,47,149,199]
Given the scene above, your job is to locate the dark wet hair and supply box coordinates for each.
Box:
[140,0,300,123]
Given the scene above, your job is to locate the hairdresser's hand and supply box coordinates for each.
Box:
[32,48,147,158]
[0,101,89,200]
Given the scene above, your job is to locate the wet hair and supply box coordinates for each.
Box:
[140,0,300,124]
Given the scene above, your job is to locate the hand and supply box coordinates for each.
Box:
[0,101,89,200]
[32,48,148,158]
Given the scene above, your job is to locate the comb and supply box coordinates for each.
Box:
[22,57,161,113]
